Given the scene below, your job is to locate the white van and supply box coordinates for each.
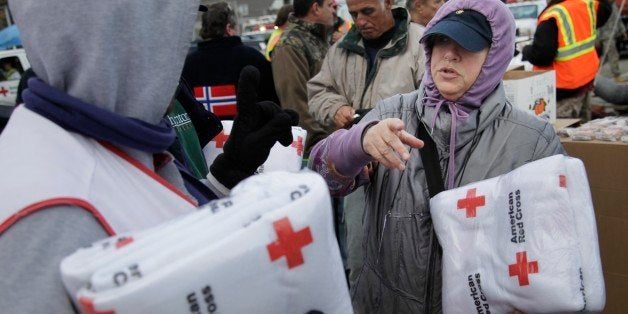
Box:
[0,48,30,119]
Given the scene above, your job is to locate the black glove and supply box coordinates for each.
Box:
[210,66,299,188]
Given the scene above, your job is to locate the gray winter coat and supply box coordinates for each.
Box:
[351,84,565,313]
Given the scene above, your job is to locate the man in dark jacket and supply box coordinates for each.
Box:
[182,2,278,119]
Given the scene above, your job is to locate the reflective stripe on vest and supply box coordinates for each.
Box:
[265,29,283,61]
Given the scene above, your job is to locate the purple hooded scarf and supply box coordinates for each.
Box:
[419,0,516,188]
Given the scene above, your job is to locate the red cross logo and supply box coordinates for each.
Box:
[266,217,313,269]
[79,297,115,314]
[0,86,8,97]
[456,188,485,218]
[559,174,567,188]
[115,236,134,249]
[508,251,539,286]
[213,131,229,149]
[291,136,304,156]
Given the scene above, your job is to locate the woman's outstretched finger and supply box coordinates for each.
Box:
[398,130,423,149]
[375,142,405,170]
[386,135,411,161]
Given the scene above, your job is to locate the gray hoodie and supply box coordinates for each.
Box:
[0,0,199,312]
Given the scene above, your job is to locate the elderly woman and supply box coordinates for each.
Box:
[308,0,565,312]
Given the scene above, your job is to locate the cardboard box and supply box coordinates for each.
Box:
[503,70,556,123]
[560,139,628,313]
[552,118,580,131]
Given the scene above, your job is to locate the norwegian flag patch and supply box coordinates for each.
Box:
[194,85,237,118]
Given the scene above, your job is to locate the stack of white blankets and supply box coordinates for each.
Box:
[60,171,351,314]
[430,155,605,313]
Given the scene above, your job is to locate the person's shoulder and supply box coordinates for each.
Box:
[234,43,266,61]
[500,102,557,141]
[275,29,313,58]
[405,23,425,56]
[281,28,308,46]
[326,40,349,59]
[375,90,421,119]
[408,22,425,38]
[183,47,207,65]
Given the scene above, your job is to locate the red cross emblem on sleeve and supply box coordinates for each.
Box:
[456,188,485,218]
[508,251,539,286]
[291,136,304,156]
[79,297,115,314]
[0,86,8,97]
[266,217,313,269]
[213,131,229,149]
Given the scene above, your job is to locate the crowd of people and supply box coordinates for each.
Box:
[0,0,618,312]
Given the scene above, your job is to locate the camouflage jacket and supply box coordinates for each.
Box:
[271,15,333,155]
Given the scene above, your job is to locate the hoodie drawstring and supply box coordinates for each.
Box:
[424,95,470,189]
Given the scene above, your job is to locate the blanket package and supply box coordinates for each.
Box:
[430,155,604,313]
[61,171,351,314]
[203,121,307,173]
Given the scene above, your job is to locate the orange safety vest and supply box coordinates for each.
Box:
[534,0,599,89]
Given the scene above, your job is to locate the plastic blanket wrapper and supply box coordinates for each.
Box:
[583,117,616,128]
[564,158,605,311]
[60,172,308,300]
[63,172,310,296]
[556,127,576,138]
[570,129,595,141]
[594,127,624,142]
[430,155,604,313]
[61,171,352,314]
[203,120,308,173]
[60,196,238,302]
